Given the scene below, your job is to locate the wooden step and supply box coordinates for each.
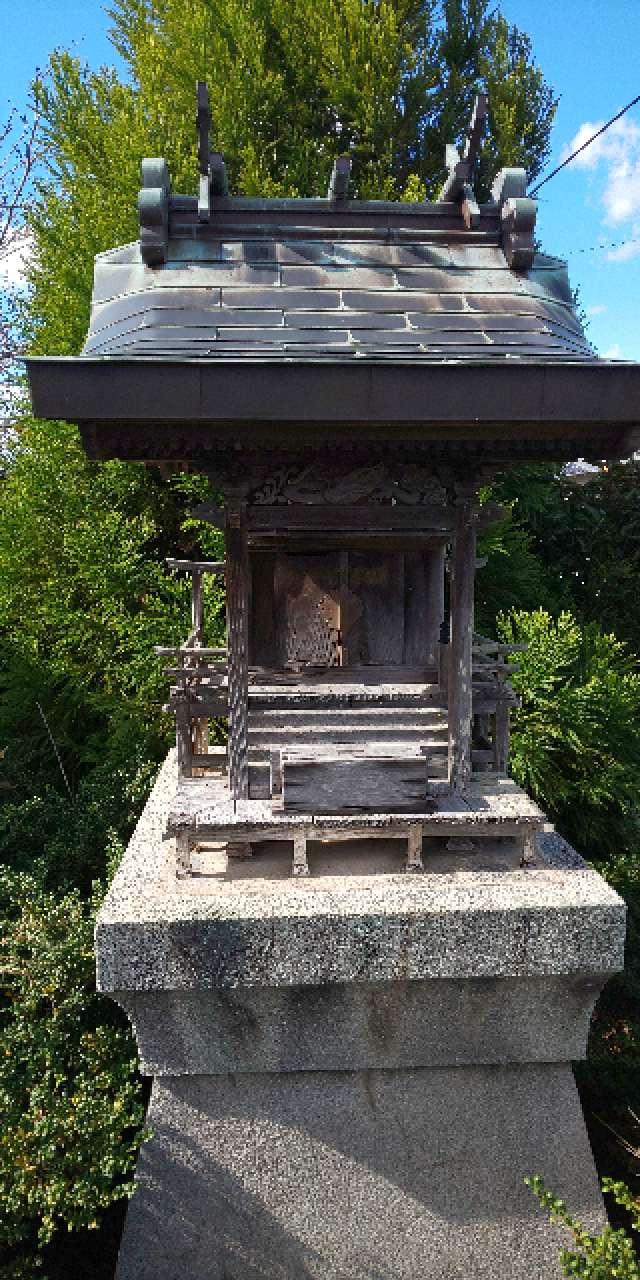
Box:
[249,706,448,728]
[247,753,449,800]
[282,756,432,814]
[248,725,449,746]
[248,738,449,760]
[249,684,444,711]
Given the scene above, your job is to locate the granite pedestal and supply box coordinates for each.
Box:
[97,752,626,1279]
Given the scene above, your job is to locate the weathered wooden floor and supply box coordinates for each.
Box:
[167,768,544,877]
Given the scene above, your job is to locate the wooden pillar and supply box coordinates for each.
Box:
[425,543,445,668]
[191,568,204,642]
[225,498,249,807]
[448,494,477,794]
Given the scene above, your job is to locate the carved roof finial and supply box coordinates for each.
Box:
[196,81,228,221]
[491,169,537,272]
[327,154,352,202]
[437,92,488,229]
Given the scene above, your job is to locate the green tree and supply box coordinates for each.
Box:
[480,461,640,661]
[26,0,557,360]
[528,463,640,655]
[0,418,215,806]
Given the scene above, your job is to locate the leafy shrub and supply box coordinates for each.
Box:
[476,503,562,633]
[498,610,640,857]
[0,755,157,894]
[0,872,146,1278]
[527,1175,640,1278]
[577,846,640,1183]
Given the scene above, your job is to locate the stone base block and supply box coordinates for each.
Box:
[117,1063,603,1280]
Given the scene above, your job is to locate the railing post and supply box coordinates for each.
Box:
[494,652,510,773]
[189,568,210,767]
[448,489,477,794]
[225,494,249,807]
[425,543,446,669]
[494,701,510,773]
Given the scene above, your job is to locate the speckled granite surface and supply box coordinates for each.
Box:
[96,751,625,994]
[102,752,623,1280]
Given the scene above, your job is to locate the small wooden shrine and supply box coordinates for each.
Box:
[27,89,640,879]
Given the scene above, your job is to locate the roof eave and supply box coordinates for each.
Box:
[25,355,640,463]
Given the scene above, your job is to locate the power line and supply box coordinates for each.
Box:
[566,235,640,256]
[529,92,640,195]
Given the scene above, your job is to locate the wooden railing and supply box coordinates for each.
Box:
[471,635,526,773]
[472,636,526,682]
[157,558,228,777]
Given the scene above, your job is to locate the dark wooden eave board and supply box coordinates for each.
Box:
[25,356,640,462]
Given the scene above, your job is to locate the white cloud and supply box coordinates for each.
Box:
[585,303,607,316]
[607,229,640,262]
[563,115,640,260]
[0,228,33,290]
[602,343,622,359]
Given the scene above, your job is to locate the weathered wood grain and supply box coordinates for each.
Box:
[282,757,429,814]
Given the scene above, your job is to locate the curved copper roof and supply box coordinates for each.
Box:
[83,199,593,363]
[26,121,640,466]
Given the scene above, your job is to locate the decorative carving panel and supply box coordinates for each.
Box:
[251,462,448,507]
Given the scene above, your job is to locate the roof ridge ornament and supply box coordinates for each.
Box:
[138,157,171,267]
[437,93,487,229]
[490,169,537,272]
[327,154,352,202]
[197,81,228,221]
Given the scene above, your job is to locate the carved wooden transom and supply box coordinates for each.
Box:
[250,462,448,507]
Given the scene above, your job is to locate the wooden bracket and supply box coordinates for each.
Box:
[520,826,537,867]
[460,182,481,230]
[175,828,192,875]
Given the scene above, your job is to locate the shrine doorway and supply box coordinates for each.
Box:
[250,547,444,675]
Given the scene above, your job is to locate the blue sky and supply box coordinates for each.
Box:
[1,0,639,360]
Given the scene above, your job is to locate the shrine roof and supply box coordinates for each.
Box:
[80,198,593,364]
[24,90,640,464]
